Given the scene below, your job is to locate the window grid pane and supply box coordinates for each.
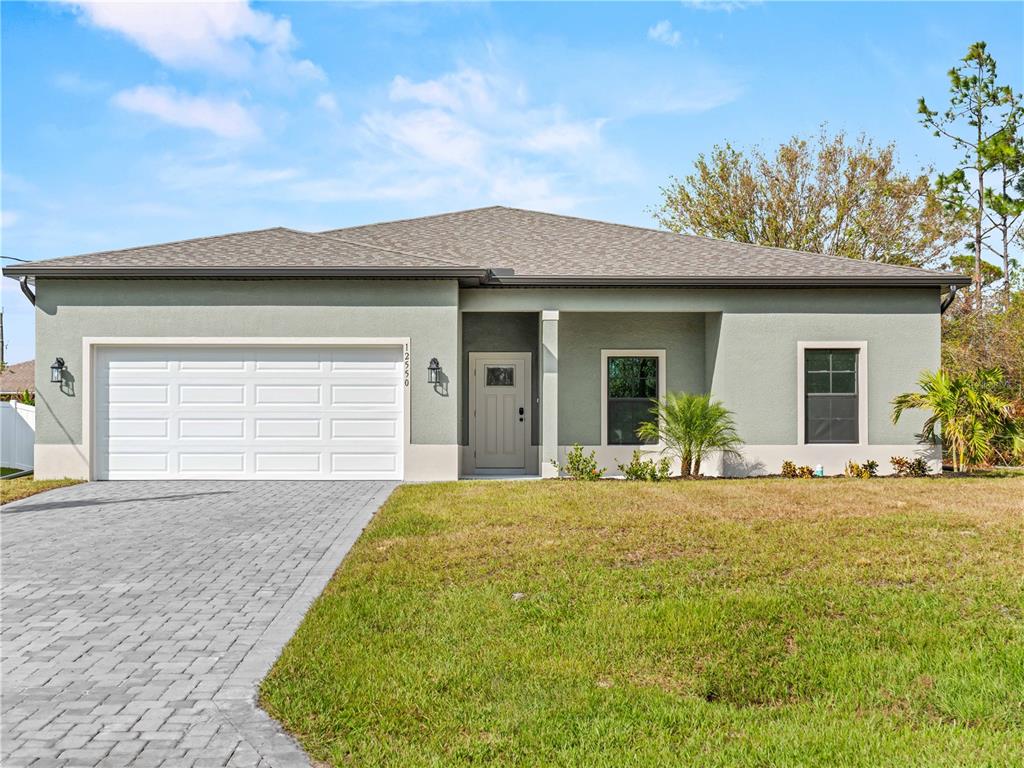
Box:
[805,349,859,444]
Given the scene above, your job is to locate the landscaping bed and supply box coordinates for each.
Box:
[261,477,1024,767]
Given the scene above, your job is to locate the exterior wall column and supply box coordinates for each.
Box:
[540,310,559,478]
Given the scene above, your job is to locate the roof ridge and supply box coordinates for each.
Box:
[487,206,954,278]
[323,205,505,234]
[294,228,470,268]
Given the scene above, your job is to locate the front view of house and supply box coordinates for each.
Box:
[4,207,968,480]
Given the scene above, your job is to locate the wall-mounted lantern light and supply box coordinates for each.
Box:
[427,357,442,384]
[50,357,66,384]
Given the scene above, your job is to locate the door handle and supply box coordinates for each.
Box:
[518,406,525,422]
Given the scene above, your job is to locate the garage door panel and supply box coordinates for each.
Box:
[178,419,246,439]
[179,453,246,473]
[331,417,399,439]
[255,384,322,405]
[179,384,246,406]
[109,384,169,404]
[95,345,404,480]
[255,418,322,439]
[331,384,399,406]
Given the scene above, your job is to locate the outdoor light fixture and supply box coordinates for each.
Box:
[50,357,66,383]
[427,357,442,384]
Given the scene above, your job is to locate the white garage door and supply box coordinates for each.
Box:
[94,345,404,480]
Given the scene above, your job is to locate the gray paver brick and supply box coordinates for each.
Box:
[2,480,393,767]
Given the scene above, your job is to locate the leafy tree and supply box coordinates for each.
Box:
[892,368,1023,472]
[652,127,963,268]
[636,392,742,477]
[919,41,1023,309]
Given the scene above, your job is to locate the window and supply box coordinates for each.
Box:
[485,366,514,386]
[805,349,858,443]
[606,355,659,445]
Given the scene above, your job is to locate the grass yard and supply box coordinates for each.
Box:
[261,478,1024,767]
[0,475,83,504]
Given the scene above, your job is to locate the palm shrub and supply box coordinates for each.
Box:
[636,392,743,477]
[892,368,1024,472]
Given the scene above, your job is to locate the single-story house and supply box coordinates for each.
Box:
[3,206,968,481]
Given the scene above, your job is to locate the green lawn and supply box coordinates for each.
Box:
[0,475,84,503]
[261,478,1024,767]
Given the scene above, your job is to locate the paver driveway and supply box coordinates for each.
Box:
[1,480,396,768]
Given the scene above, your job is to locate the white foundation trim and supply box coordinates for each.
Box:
[404,444,460,481]
[80,336,413,481]
[796,341,868,447]
[557,443,941,478]
[33,443,90,480]
[600,349,666,448]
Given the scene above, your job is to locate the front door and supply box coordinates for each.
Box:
[471,353,529,471]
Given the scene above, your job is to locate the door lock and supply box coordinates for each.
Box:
[518,406,525,422]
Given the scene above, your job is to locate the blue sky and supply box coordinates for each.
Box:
[1,1,1021,363]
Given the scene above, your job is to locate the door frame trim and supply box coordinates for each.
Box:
[467,351,532,475]
[82,336,412,481]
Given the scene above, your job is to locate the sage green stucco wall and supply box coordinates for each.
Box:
[460,287,940,447]
[460,312,540,445]
[33,279,459,447]
[558,312,706,445]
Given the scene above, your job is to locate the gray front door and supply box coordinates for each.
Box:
[471,353,529,471]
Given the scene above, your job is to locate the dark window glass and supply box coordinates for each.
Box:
[485,366,514,386]
[607,356,658,445]
[805,349,858,444]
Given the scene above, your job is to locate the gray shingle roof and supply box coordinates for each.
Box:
[5,227,471,273]
[3,206,968,286]
[0,360,34,394]
[326,206,964,283]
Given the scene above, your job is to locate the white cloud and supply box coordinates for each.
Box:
[328,66,634,211]
[648,20,681,47]
[156,162,301,190]
[63,1,323,80]
[52,71,108,94]
[683,1,758,12]
[363,109,485,170]
[521,120,605,154]
[389,68,504,114]
[1,210,20,228]
[316,93,339,113]
[113,85,261,140]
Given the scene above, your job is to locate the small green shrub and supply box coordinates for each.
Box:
[891,455,930,477]
[617,450,671,481]
[845,460,879,479]
[552,444,605,481]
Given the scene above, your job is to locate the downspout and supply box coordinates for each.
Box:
[939,284,958,315]
[18,276,36,305]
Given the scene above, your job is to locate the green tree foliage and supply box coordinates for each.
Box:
[653,127,963,268]
[919,41,1023,308]
[892,368,1024,472]
[636,392,742,477]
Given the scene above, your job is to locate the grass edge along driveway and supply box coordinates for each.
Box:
[1,475,83,504]
[265,477,1023,767]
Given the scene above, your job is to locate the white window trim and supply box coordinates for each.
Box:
[600,349,667,448]
[796,341,868,447]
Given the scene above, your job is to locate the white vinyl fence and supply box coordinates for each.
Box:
[1,401,36,471]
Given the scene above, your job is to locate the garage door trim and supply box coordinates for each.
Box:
[82,337,412,481]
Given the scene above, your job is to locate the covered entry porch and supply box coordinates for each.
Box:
[459,309,709,478]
